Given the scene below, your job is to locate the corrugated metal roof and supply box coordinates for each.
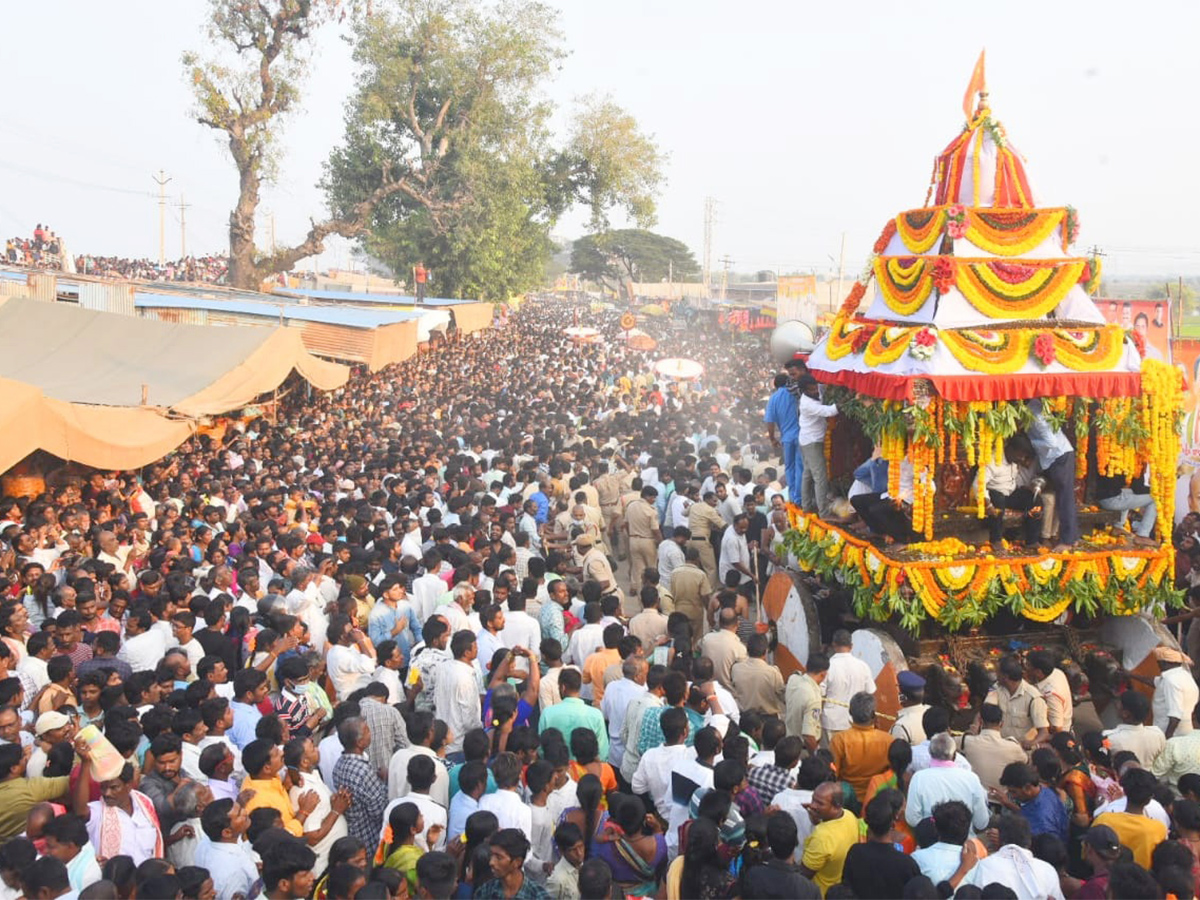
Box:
[276,287,464,306]
[0,270,27,283]
[134,291,426,329]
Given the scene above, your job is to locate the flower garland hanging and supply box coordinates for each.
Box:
[864,326,917,366]
[824,315,864,361]
[1064,206,1081,248]
[1081,255,1103,294]
[945,204,968,239]
[965,209,1064,256]
[874,257,935,316]
[874,220,898,255]
[932,256,956,294]
[1032,333,1057,367]
[1141,359,1184,538]
[896,209,946,253]
[909,327,937,361]
[840,281,867,317]
[1051,327,1124,372]
[1074,399,1090,480]
[956,259,1087,319]
[941,329,1033,374]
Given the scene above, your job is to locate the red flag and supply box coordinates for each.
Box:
[963,50,986,120]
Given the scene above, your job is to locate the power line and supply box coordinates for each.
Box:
[0,160,156,198]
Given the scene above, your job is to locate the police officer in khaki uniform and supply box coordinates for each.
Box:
[687,491,726,587]
[984,654,1050,748]
[624,486,661,594]
[670,545,711,646]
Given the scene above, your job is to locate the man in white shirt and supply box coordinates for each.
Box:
[432,632,481,757]
[718,515,753,586]
[117,608,169,673]
[498,593,540,675]
[796,376,838,517]
[600,658,648,769]
[657,527,688,584]
[284,736,349,874]
[478,752,532,834]
[566,609,605,669]
[387,710,450,806]
[821,630,874,740]
[1153,647,1199,738]
[1104,690,1166,768]
[963,814,1066,899]
[632,708,693,820]
[905,734,990,832]
[325,615,377,701]
[411,556,447,629]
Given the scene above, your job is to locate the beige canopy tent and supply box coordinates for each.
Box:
[0,296,348,416]
[0,377,194,474]
[0,296,349,472]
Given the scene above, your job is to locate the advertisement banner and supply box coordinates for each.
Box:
[1171,337,1200,522]
[1097,297,1171,362]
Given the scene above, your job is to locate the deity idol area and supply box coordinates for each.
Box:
[779,75,1181,641]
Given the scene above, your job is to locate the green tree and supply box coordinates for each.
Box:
[185,0,411,290]
[570,229,699,293]
[323,0,663,300]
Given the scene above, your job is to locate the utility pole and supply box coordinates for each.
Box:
[177,194,190,258]
[152,169,171,265]
[718,255,733,303]
[702,197,715,296]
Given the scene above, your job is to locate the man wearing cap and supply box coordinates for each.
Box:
[577,534,623,608]
[1152,646,1199,739]
[1076,824,1121,899]
[892,671,931,745]
[29,711,74,778]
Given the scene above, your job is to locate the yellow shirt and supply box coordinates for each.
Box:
[802,809,860,896]
[1092,811,1167,870]
[244,775,305,837]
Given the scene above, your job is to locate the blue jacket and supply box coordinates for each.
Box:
[853,457,889,493]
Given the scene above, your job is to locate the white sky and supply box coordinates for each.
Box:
[1,1,1198,281]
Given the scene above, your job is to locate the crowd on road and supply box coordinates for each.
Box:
[0,298,1197,900]
[4,225,66,270]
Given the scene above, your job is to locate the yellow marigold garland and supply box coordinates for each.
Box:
[941,329,1032,374]
[1142,359,1183,539]
[956,259,1087,320]
[874,258,935,317]
[1052,327,1125,372]
[864,326,917,366]
[881,408,905,499]
[895,209,946,253]
[964,209,1065,256]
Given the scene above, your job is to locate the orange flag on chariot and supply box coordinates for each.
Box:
[963,50,987,120]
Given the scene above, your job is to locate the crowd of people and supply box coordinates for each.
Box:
[4,225,66,271]
[0,298,1194,900]
[72,255,229,284]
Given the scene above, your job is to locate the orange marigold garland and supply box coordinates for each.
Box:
[1142,359,1183,539]
[874,220,898,255]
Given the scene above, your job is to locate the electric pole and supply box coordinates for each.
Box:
[718,255,733,303]
[177,194,190,259]
[152,170,172,265]
[703,197,715,296]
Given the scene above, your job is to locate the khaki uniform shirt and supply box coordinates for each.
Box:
[700,628,748,692]
[687,501,725,541]
[958,729,1029,792]
[581,548,623,601]
[891,704,930,745]
[594,474,622,509]
[785,672,823,743]
[625,498,659,540]
[629,608,669,652]
[985,680,1049,743]
[731,656,786,716]
[670,564,710,613]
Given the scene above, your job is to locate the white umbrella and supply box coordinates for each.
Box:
[653,357,704,380]
[564,326,600,338]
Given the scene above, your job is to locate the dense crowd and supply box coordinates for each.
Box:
[4,225,66,271]
[0,299,1196,900]
[73,254,228,284]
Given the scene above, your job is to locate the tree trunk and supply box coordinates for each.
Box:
[227,137,264,291]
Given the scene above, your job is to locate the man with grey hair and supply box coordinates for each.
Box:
[166,780,212,869]
[830,691,893,802]
[600,656,648,769]
[441,582,477,634]
[906,732,991,831]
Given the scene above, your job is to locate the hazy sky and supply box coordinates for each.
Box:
[2,1,1198,282]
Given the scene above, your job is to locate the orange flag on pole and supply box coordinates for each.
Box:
[963,50,986,120]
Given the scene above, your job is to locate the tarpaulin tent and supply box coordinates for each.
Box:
[0,377,194,473]
[0,296,348,416]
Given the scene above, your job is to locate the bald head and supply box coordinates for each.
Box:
[719,608,738,630]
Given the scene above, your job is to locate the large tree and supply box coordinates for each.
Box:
[185,0,414,290]
[323,0,664,300]
[570,229,700,294]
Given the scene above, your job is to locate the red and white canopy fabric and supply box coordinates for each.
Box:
[807,90,1140,403]
[653,358,704,380]
[564,326,602,343]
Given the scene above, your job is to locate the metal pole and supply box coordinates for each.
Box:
[178,193,190,259]
[152,170,172,265]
